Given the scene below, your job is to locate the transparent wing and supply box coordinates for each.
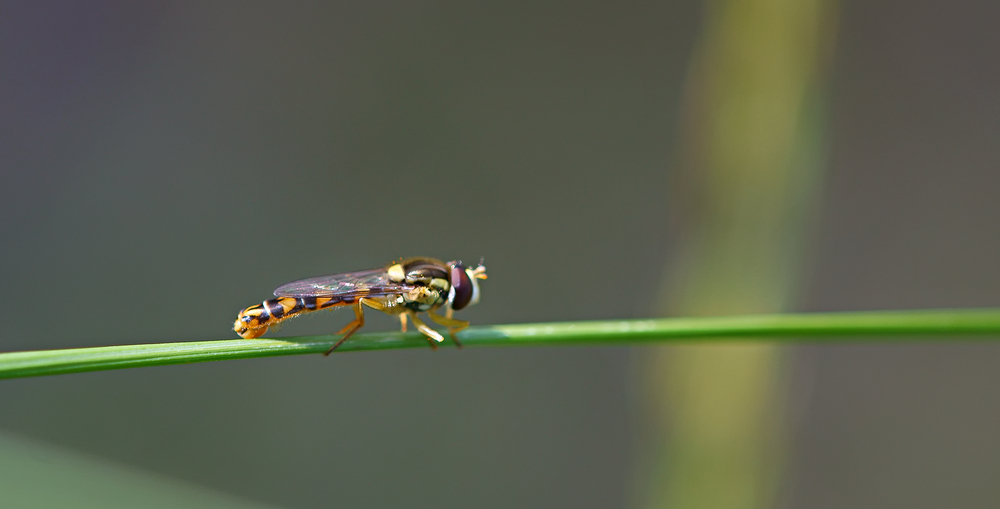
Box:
[273,268,410,298]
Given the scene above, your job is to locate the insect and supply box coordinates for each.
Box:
[234,257,487,355]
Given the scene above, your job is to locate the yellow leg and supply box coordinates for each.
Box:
[399,313,408,332]
[406,311,443,349]
[325,300,367,355]
[445,307,454,319]
[359,297,391,314]
[427,309,468,348]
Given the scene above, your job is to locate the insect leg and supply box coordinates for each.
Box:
[357,295,418,333]
[427,309,468,348]
[326,300,366,355]
[406,311,443,349]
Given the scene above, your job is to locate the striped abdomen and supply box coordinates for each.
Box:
[234,296,354,339]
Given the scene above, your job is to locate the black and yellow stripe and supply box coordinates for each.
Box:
[233,295,355,339]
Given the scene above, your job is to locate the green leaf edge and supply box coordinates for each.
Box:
[3,308,999,379]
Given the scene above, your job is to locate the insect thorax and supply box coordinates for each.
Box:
[386,258,451,312]
[397,286,445,311]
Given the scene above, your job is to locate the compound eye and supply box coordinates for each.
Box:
[449,261,474,310]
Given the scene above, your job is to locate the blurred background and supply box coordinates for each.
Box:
[1,1,998,508]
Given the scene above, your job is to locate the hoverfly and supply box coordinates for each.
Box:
[234,257,487,355]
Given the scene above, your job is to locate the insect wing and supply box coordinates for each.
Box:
[273,268,408,298]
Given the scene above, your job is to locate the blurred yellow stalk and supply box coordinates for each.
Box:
[636,0,837,508]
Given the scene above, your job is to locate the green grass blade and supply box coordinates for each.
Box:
[2,308,999,379]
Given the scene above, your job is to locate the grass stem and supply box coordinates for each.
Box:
[2,308,999,379]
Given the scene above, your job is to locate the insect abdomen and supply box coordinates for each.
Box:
[234,296,351,339]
